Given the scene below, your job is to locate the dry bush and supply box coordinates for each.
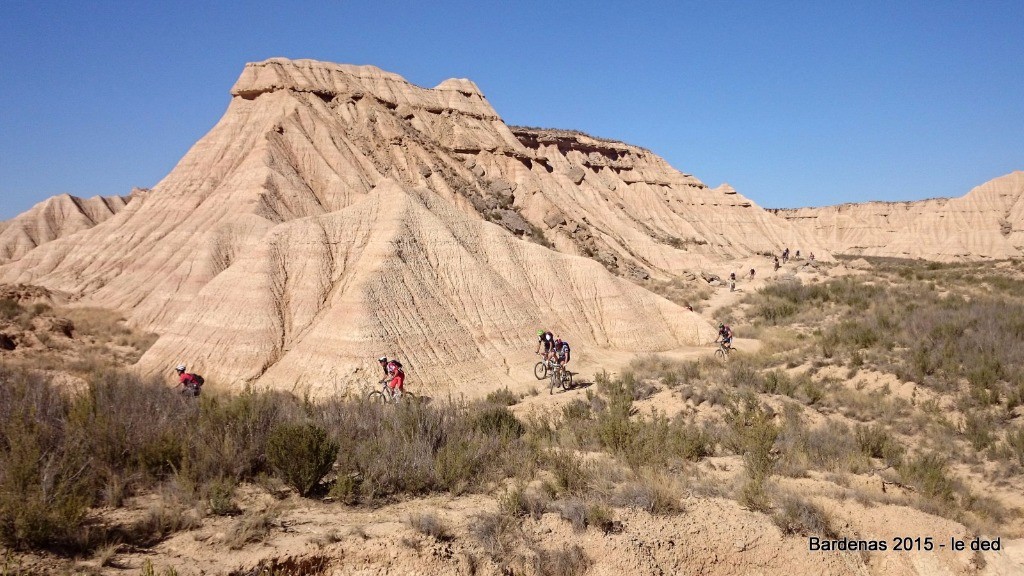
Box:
[225,506,281,550]
[408,512,452,541]
[533,544,592,576]
[547,450,591,495]
[898,452,957,505]
[135,501,201,546]
[628,355,703,387]
[557,498,588,531]
[471,512,522,569]
[611,473,683,515]
[771,489,837,537]
[641,277,712,311]
[0,366,93,550]
[58,306,159,359]
[317,398,536,502]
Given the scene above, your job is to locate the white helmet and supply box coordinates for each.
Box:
[175,364,186,372]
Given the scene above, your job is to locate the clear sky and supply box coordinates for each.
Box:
[1,1,1022,219]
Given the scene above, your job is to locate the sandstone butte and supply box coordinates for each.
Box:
[4,58,1015,395]
[772,171,1024,261]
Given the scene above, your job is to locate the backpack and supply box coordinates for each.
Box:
[390,359,402,370]
[192,374,205,386]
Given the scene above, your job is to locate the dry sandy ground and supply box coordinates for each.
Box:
[7,260,1024,575]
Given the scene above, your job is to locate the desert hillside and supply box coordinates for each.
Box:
[0,58,821,393]
[772,171,1024,261]
[0,193,132,264]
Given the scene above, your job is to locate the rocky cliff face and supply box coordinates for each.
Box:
[0,58,824,392]
[773,171,1024,261]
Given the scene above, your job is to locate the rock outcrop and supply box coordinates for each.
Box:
[0,193,132,264]
[773,171,1024,261]
[0,58,826,392]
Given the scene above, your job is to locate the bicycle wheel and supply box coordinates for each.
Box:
[714,348,726,360]
[367,390,388,404]
[560,370,573,391]
[534,361,547,380]
[549,370,559,395]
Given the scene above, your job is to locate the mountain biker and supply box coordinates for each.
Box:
[175,364,202,396]
[554,338,571,369]
[536,329,555,360]
[377,356,390,382]
[715,324,733,350]
[385,358,405,400]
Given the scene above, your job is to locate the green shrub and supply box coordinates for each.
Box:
[485,387,520,406]
[963,412,996,451]
[0,298,22,320]
[855,424,904,465]
[0,369,94,550]
[1007,427,1024,466]
[266,424,338,497]
[474,405,525,438]
[898,452,956,504]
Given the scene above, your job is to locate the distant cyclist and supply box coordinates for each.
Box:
[554,338,571,370]
[536,329,555,360]
[384,358,405,400]
[175,364,203,397]
[715,323,733,351]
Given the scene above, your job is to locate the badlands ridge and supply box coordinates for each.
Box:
[0,58,1020,393]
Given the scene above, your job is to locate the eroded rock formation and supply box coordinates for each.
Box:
[0,58,828,392]
[773,171,1024,261]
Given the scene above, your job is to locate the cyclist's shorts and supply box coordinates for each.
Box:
[388,374,405,391]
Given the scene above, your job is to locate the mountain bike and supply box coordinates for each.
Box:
[714,342,732,360]
[549,362,573,394]
[367,380,416,405]
[534,354,559,380]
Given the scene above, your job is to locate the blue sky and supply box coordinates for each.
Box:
[1,1,1022,219]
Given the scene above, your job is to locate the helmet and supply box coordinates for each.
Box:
[175,364,186,372]
[378,356,387,363]
[718,323,724,329]
[537,330,544,336]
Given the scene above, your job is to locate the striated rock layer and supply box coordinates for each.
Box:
[0,193,133,264]
[773,171,1024,261]
[0,58,823,392]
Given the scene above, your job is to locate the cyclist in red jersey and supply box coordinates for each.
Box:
[385,359,405,400]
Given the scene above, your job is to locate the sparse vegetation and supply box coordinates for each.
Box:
[266,423,339,497]
[3,256,1024,570]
